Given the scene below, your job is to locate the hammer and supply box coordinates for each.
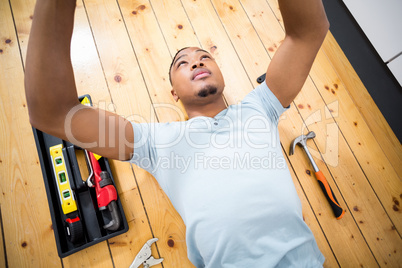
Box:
[290,131,345,219]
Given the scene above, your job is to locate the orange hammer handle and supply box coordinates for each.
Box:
[315,171,345,219]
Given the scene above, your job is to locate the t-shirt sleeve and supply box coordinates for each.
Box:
[241,80,289,123]
[124,122,157,174]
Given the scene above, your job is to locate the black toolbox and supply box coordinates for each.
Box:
[32,95,128,258]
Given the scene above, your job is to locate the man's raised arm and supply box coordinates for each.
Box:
[266,0,329,108]
[25,0,134,160]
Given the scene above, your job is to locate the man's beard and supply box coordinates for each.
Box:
[197,85,218,98]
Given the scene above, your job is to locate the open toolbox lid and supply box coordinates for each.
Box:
[32,95,128,258]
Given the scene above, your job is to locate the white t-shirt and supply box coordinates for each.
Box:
[128,81,324,267]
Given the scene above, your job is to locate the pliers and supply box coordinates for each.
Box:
[129,238,164,268]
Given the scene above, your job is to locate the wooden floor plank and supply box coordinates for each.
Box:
[0,206,7,268]
[110,0,197,266]
[309,48,402,229]
[118,0,186,122]
[9,0,119,265]
[150,0,201,52]
[82,0,179,266]
[322,32,402,178]
[285,158,339,267]
[6,0,31,65]
[0,0,61,266]
[109,219,161,268]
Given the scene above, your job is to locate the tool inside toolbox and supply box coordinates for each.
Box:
[32,95,128,258]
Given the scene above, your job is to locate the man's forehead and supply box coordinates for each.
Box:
[174,47,210,60]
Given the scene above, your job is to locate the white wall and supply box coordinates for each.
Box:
[342,0,402,85]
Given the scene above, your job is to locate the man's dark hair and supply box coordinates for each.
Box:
[169,47,189,85]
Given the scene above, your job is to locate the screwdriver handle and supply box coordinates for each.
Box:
[315,171,345,219]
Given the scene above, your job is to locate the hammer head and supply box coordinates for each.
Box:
[289,131,316,155]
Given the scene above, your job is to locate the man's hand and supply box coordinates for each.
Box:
[265,0,329,108]
[25,0,134,160]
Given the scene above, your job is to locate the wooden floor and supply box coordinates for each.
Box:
[1,0,401,267]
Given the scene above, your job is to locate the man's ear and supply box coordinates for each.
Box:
[171,88,179,102]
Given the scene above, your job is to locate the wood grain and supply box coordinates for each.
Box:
[0,206,7,268]
[114,0,195,265]
[0,0,61,266]
[9,0,118,266]
[323,32,402,178]
[1,0,401,266]
[284,158,339,267]
[83,0,189,266]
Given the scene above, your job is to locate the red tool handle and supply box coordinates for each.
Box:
[88,152,102,175]
[88,152,117,209]
[315,171,345,219]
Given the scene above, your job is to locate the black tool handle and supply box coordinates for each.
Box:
[315,171,345,219]
[257,73,266,84]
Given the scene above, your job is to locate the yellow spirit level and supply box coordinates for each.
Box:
[50,144,78,214]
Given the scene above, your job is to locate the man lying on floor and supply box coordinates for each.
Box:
[25,0,329,266]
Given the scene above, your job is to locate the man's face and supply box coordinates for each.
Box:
[170,47,225,106]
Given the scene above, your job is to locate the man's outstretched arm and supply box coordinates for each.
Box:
[266,0,329,108]
[25,0,134,160]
